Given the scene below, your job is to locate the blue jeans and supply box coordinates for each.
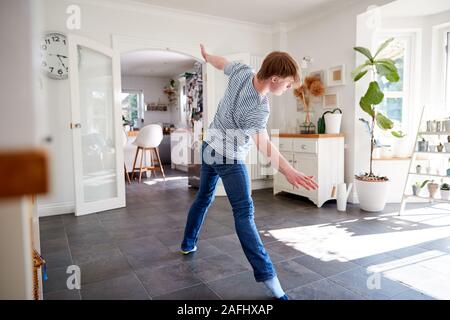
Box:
[181,141,276,282]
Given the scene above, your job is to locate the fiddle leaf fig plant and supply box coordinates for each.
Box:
[353,37,405,180]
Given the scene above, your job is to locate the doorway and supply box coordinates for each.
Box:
[119,48,206,196]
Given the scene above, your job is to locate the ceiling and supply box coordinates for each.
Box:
[121,50,198,77]
[129,0,358,25]
[381,0,450,17]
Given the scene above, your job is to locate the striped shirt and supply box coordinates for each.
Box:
[204,61,270,160]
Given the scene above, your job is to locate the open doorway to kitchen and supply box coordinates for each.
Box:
[120,49,205,197]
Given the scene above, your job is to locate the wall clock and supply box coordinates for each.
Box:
[40,32,69,80]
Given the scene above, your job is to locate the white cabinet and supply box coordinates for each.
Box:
[273,134,344,208]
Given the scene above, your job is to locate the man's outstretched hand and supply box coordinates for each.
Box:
[284,167,319,191]
[200,44,208,62]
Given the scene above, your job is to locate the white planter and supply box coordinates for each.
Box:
[441,190,450,200]
[355,179,390,212]
[444,143,450,153]
[324,113,342,134]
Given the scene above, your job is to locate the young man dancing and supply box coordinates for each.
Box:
[181,44,318,300]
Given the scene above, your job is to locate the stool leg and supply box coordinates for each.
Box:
[148,148,154,178]
[131,147,140,180]
[155,147,165,180]
[139,147,144,183]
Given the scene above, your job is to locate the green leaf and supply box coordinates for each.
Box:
[354,70,368,82]
[362,81,384,106]
[391,130,406,138]
[374,38,394,59]
[351,60,372,81]
[376,58,396,65]
[376,62,400,82]
[359,97,375,118]
[376,112,394,130]
[354,47,374,62]
[420,180,431,189]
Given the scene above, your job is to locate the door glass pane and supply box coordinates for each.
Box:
[78,45,117,202]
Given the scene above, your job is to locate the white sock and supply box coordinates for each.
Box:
[263,276,285,298]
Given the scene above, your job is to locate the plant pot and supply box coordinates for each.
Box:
[417,141,428,152]
[412,185,421,196]
[324,113,342,134]
[427,182,439,199]
[440,189,450,200]
[355,179,390,212]
[444,120,450,132]
[444,143,450,153]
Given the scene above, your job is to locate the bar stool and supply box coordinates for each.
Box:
[131,124,166,183]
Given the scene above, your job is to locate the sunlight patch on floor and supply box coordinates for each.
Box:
[368,250,450,299]
[267,222,450,262]
[143,176,188,185]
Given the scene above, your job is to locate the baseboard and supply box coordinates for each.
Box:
[251,179,273,190]
[38,201,75,217]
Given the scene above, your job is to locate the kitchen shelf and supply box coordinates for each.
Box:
[416,151,450,155]
[409,173,450,178]
[403,195,450,203]
[419,132,450,136]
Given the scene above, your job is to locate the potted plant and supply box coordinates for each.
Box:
[352,38,404,212]
[412,180,430,196]
[324,108,343,134]
[416,164,422,174]
[318,108,343,134]
[445,136,450,152]
[417,137,428,152]
[427,180,439,200]
[440,183,450,200]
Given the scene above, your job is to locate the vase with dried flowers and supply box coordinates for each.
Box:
[293,75,325,134]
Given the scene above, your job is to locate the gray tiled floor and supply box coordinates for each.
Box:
[40,166,450,300]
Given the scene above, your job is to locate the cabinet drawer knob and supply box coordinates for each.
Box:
[301,144,307,150]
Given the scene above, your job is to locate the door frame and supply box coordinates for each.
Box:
[68,34,125,216]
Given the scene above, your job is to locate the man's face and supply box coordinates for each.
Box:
[269,76,295,96]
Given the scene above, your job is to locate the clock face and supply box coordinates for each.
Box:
[40,32,69,80]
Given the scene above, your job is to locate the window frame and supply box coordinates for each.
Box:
[121,89,144,127]
[373,32,414,134]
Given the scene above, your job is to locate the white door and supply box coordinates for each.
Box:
[208,53,253,196]
[68,35,125,216]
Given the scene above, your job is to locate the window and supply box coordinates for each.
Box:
[374,36,411,132]
[121,90,144,129]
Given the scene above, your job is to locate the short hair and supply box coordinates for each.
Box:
[256,51,300,82]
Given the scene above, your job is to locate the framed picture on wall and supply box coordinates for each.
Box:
[308,70,325,85]
[327,64,346,86]
[323,92,339,110]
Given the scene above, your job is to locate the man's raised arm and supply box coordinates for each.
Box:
[200,44,229,71]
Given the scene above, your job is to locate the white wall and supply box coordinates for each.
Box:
[36,0,273,216]
[284,0,394,202]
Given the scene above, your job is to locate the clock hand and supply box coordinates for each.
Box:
[57,55,67,69]
[47,53,68,59]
